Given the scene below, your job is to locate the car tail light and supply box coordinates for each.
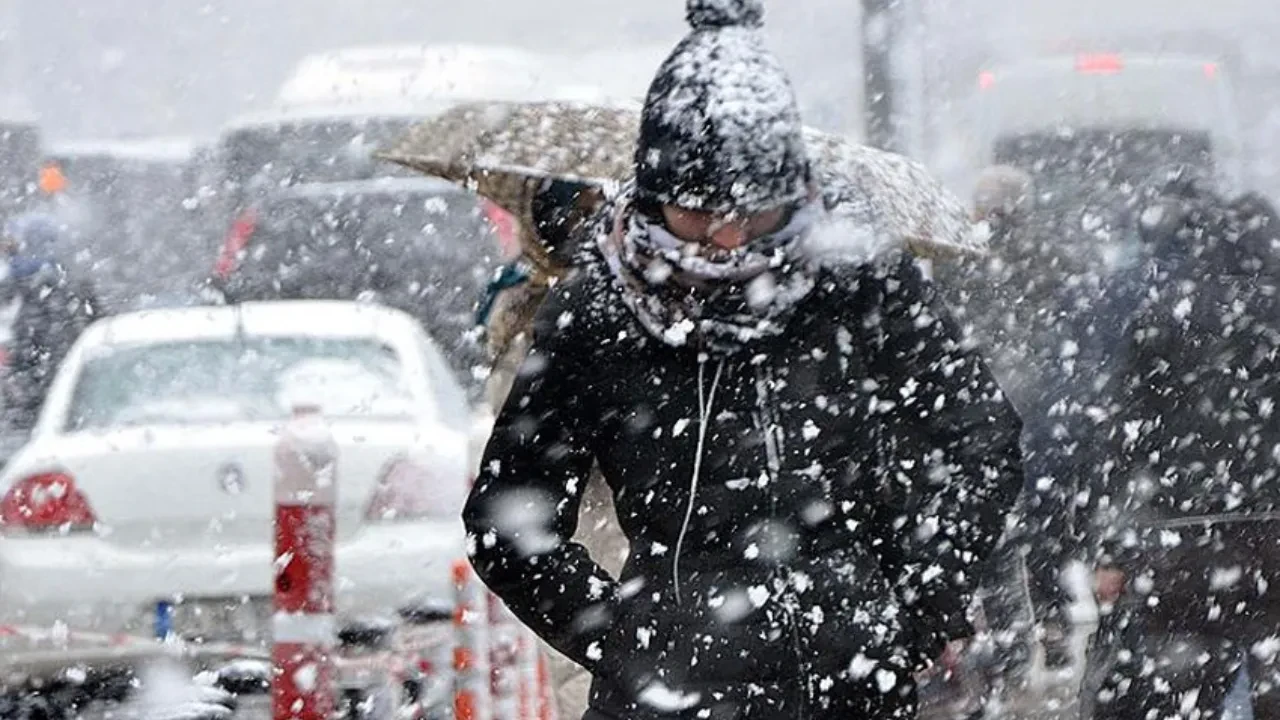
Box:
[1204,62,1219,80]
[1076,53,1124,74]
[366,459,444,523]
[481,200,522,262]
[213,209,259,280]
[0,472,97,534]
[977,70,996,90]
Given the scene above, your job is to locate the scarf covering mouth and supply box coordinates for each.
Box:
[599,186,822,353]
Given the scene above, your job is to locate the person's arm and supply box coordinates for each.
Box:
[462,276,620,672]
[1089,304,1183,578]
[862,254,1026,657]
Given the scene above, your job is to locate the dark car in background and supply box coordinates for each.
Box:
[211,177,503,398]
[969,52,1245,271]
[40,137,209,306]
[203,108,451,293]
[973,52,1244,188]
[0,121,42,216]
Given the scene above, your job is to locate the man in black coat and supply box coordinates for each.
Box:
[934,166,1080,688]
[0,213,101,434]
[463,1,1025,718]
[1079,186,1280,719]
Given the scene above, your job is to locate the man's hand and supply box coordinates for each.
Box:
[912,638,969,682]
[1094,567,1125,603]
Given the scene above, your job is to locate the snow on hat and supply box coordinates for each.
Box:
[634,0,810,216]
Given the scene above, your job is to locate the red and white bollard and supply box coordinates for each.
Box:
[488,595,521,720]
[536,651,556,720]
[515,633,537,720]
[452,560,492,720]
[273,407,339,720]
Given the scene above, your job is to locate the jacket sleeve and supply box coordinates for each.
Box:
[864,254,1026,652]
[462,276,620,672]
[1090,303,1182,570]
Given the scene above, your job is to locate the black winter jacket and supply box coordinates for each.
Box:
[1097,266,1280,632]
[464,251,1025,719]
[1095,195,1280,630]
[1101,268,1280,524]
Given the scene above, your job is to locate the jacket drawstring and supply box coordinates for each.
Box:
[674,355,725,606]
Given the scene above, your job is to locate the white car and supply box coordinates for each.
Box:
[0,301,470,644]
[275,43,558,112]
[273,42,628,113]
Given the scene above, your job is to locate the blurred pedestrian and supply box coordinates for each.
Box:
[463,1,1025,718]
[933,166,1078,693]
[1079,183,1280,719]
[0,213,101,433]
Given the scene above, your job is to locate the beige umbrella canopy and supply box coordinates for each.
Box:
[377,100,982,273]
[377,101,637,275]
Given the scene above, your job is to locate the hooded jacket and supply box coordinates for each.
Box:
[464,239,1024,718]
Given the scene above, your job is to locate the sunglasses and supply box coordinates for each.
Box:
[638,197,799,248]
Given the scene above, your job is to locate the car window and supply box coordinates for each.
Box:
[989,129,1212,278]
[994,129,1217,197]
[65,337,413,431]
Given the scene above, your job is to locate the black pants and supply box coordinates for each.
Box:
[1080,608,1279,719]
[1081,521,1280,718]
[979,524,1073,687]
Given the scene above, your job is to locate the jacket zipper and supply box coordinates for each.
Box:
[753,364,807,720]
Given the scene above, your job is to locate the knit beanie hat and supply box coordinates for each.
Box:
[634,0,810,216]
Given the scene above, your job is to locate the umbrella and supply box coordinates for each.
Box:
[800,129,981,262]
[377,100,982,271]
[376,101,637,276]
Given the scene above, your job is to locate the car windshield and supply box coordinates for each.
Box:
[995,129,1217,199]
[65,337,413,431]
[987,129,1217,279]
